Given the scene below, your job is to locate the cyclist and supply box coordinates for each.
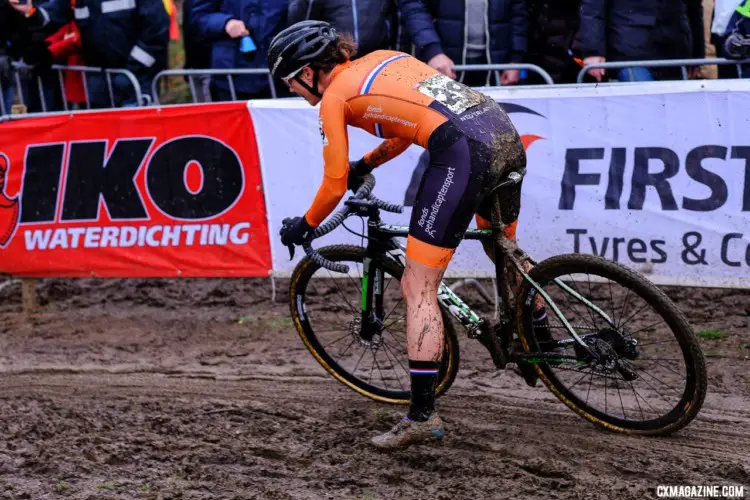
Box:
[270,20,549,450]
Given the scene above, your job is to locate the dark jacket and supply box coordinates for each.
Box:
[526,0,581,83]
[183,0,212,69]
[400,0,527,65]
[288,0,407,56]
[578,0,705,61]
[191,0,288,95]
[38,0,169,78]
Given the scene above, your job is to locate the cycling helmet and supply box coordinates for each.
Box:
[268,20,338,97]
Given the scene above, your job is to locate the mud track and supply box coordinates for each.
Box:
[0,278,748,499]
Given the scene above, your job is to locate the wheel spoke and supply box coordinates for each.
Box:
[352,348,367,374]
[617,300,652,331]
[325,268,358,314]
[637,371,677,405]
[567,368,596,391]
[629,380,646,420]
[335,339,357,361]
[321,332,353,350]
[606,277,618,327]
[626,319,669,338]
[617,287,633,330]
[372,351,388,389]
[381,344,406,390]
[615,379,627,420]
[636,359,686,377]
[560,275,599,332]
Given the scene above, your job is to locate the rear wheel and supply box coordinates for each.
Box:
[289,245,460,404]
[516,253,707,436]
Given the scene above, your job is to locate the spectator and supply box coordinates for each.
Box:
[701,0,719,78]
[24,16,88,108]
[400,0,527,86]
[578,0,705,82]
[526,0,584,83]
[287,0,406,57]
[191,0,290,101]
[712,0,750,78]
[1,0,25,114]
[11,0,169,108]
[183,0,213,101]
[3,0,65,113]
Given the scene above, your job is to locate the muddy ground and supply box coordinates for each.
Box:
[0,277,748,499]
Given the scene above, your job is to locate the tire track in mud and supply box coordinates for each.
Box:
[1,370,748,499]
[0,278,748,499]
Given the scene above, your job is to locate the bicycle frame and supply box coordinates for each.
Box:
[353,206,613,357]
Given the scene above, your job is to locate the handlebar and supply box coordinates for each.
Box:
[301,174,403,273]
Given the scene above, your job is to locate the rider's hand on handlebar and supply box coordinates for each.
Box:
[347,158,373,193]
[280,216,314,259]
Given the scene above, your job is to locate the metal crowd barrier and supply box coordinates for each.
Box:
[151,68,279,105]
[151,63,554,105]
[454,63,555,85]
[0,63,146,116]
[576,57,750,83]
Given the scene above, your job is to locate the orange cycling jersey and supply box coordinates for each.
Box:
[305,50,467,227]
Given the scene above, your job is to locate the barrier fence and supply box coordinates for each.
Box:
[576,57,750,83]
[0,63,146,116]
[1,57,747,118]
[150,63,555,105]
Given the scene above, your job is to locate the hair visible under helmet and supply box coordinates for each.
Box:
[268,20,340,98]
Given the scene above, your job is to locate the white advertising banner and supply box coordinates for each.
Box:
[250,80,750,287]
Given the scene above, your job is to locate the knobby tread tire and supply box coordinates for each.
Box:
[289,245,460,405]
[515,253,707,436]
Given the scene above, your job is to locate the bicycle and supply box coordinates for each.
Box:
[288,173,707,436]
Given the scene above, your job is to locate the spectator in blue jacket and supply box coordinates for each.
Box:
[578,0,705,82]
[183,0,213,101]
[191,0,289,100]
[11,0,168,107]
[400,0,528,86]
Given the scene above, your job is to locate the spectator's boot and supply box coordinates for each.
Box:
[0,154,19,247]
[371,413,445,450]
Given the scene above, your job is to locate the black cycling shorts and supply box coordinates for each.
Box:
[409,107,525,249]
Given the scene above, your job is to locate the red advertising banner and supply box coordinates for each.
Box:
[0,102,272,277]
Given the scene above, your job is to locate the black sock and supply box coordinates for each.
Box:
[407,360,439,422]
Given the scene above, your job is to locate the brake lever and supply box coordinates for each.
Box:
[287,244,295,260]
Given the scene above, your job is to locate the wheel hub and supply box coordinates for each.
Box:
[349,315,383,348]
[574,328,640,381]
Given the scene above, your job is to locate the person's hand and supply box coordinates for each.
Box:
[9,0,34,15]
[500,69,520,85]
[347,158,373,193]
[280,216,314,258]
[583,56,606,81]
[428,53,456,80]
[225,19,249,39]
[688,66,702,79]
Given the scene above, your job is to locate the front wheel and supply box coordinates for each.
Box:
[515,253,707,436]
[289,245,460,404]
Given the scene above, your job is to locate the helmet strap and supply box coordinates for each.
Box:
[294,68,322,98]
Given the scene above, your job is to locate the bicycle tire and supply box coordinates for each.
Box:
[515,253,707,436]
[289,244,460,404]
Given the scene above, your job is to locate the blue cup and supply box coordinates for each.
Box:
[240,35,257,53]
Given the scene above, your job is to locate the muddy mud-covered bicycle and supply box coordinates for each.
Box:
[288,174,707,435]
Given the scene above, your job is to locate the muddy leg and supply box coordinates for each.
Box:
[401,257,445,421]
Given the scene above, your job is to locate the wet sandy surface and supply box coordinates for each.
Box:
[0,277,748,499]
